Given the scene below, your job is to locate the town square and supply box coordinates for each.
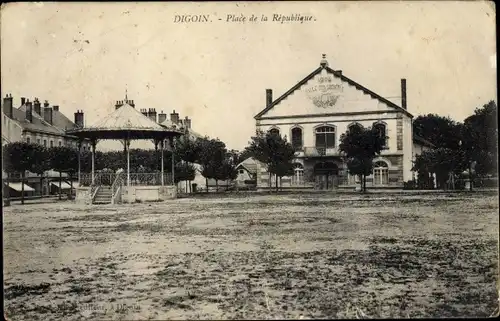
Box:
[2,2,498,320]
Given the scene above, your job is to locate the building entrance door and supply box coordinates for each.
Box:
[313,162,339,190]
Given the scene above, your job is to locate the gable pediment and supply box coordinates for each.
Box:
[255,66,411,119]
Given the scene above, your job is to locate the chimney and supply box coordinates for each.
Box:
[34,98,41,116]
[43,107,53,125]
[53,105,59,112]
[170,110,179,124]
[115,100,122,110]
[184,116,191,129]
[127,99,135,108]
[266,89,273,108]
[140,108,148,117]
[320,54,329,68]
[401,78,407,110]
[74,110,84,127]
[26,101,33,122]
[21,97,26,106]
[158,111,167,124]
[336,70,342,76]
[3,94,13,119]
[148,108,157,122]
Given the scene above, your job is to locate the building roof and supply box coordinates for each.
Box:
[15,105,65,136]
[88,103,167,131]
[160,119,204,140]
[66,103,184,140]
[236,157,259,174]
[412,135,435,148]
[159,118,182,130]
[254,63,413,119]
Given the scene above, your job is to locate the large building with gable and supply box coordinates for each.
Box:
[253,55,433,190]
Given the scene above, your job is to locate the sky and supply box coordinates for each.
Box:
[1,1,496,151]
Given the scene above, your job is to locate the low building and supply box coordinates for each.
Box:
[235,157,260,186]
[253,55,434,190]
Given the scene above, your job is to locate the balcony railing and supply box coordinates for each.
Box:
[303,146,340,157]
[79,172,173,187]
[129,172,173,186]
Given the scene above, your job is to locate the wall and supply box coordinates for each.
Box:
[257,113,400,156]
[1,113,23,144]
[402,115,414,181]
[263,69,395,118]
[75,187,91,204]
[236,168,253,184]
[22,131,88,149]
[124,185,177,202]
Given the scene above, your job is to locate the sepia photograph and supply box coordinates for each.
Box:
[1,1,498,320]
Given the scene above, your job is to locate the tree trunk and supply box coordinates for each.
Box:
[275,175,278,192]
[358,175,363,192]
[40,175,44,199]
[59,172,62,200]
[21,171,25,205]
[70,173,74,200]
[363,174,367,193]
[5,174,10,206]
[268,172,271,190]
[216,179,219,192]
[469,164,473,191]
[206,177,209,193]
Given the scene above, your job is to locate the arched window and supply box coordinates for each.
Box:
[373,161,389,185]
[26,136,31,144]
[269,128,280,137]
[315,126,336,148]
[292,163,304,185]
[291,127,303,149]
[373,122,387,148]
[347,123,363,132]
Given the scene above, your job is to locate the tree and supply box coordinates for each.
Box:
[198,138,228,192]
[48,146,78,200]
[339,125,385,192]
[413,114,463,150]
[31,145,51,198]
[174,137,202,193]
[412,148,466,189]
[3,142,46,204]
[462,101,498,178]
[246,130,295,192]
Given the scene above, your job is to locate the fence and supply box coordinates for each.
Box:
[78,172,173,187]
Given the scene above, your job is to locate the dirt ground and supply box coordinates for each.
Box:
[3,192,499,320]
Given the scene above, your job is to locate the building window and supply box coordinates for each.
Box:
[291,127,303,150]
[315,126,336,148]
[373,122,387,148]
[269,128,280,137]
[239,169,245,174]
[348,122,363,132]
[58,141,62,146]
[292,163,304,185]
[26,136,31,144]
[43,139,47,147]
[37,138,41,144]
[50,140,54,147]
[373,161,389,186]
[83,146,86,151]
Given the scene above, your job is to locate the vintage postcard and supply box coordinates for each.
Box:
[1,1,498,320]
